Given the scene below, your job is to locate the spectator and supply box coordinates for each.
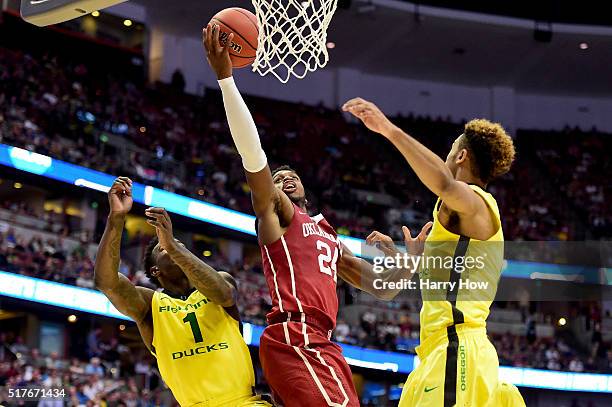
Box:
[87,328,102,358]
[84,357,104,376]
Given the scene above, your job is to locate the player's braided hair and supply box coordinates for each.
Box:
[461,119,515,184]
[143,237,160,287]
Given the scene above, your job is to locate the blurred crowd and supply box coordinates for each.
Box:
[1,46,610,240]
[493,330,611,374]
[0,330,174,407]
[0,222,109,290]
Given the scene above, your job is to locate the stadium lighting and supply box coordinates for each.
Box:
[123,19,133,27]
[67,314,77,323]
[558,317,567,326]
[579,42,589,50]
[203,250,212,257]
[139,126,146,133]
[91,11,100,17]
[119,324,126,331]
[13,182,22,189]
[326,42,336,49]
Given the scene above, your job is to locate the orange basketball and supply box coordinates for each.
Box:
[210,8,259,69]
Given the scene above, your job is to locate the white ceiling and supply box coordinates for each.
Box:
[135,0,612,97]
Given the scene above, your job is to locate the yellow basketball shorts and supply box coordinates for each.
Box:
[399,326,526,407]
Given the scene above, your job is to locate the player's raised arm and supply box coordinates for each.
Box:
[94,177,152,323]
[337,223,432,300]
[144,207,237,307]
[343,98,483,216]
[203,24,293,226]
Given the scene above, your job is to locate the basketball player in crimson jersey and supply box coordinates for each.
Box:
[204,24,427,406]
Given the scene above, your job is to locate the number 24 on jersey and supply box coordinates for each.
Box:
[317,240,338,282]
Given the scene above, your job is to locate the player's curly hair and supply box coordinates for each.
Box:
[460,119,515,184]
[271,165,298,178]
[143,237,160,287]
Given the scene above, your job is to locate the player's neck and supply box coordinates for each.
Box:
[456,169,485,189]
[290,197,308,211]
[160,277,193,297]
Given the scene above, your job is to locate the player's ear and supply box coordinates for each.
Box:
[455,148,468,165]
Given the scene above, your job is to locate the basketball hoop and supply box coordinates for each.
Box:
[251,0,338,83]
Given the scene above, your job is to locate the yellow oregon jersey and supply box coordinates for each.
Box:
[419,184,504,343]
[151,289,257,407]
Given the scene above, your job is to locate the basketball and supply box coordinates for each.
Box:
[210,8,259,69]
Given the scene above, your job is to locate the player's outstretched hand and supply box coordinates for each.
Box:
[108,177,133,216]
[367,222,433,258]
[203,23,233,80]
[402,222,433,256]
[145,207,175,251]
[342,98,397,137]
[366,230,399,258]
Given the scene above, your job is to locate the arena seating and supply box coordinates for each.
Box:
[0,328,177,406]
[1,46,609,241]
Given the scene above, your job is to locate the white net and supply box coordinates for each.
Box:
[251,0,338,83]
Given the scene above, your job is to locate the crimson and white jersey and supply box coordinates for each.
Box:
[260,203,342,330]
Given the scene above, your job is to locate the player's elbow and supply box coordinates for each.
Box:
[93,270,116,292]
[363,280,398,301]
[375,289,399,302]
[94,279,111,293]
[210,271,238,307]
[209,283,237,307]
[216,289,237,308]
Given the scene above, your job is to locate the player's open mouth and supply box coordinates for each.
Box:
[283,183,296,193]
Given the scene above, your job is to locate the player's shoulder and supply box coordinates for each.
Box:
[311,213,324,223]
[312,213,336,233]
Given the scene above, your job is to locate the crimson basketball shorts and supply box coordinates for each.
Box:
[259,320,359,407]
